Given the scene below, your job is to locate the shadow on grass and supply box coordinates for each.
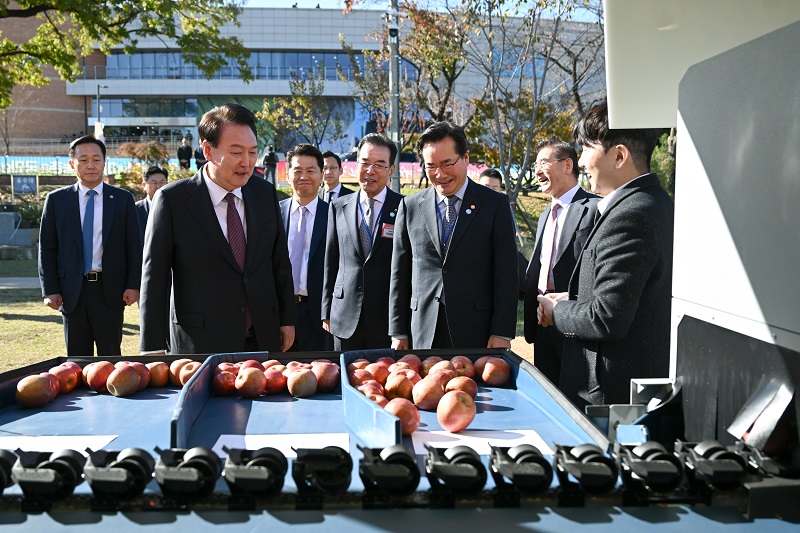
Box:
[0,312,62,324]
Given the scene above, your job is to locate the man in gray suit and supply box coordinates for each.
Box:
[523,139,598,386]
[390,122,518,350]
[322,134,403,350]
[538,101,673,407]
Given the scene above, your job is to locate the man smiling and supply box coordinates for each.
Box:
[389,122,518,349]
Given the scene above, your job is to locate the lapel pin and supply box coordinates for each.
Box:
[109,195,114,199]
[390,211,396,218]
[466,209,472,214]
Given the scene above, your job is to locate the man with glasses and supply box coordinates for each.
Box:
[389,122,518,349]
[319,151,355,203]
[522,139,598,386]
[322,134,403,350]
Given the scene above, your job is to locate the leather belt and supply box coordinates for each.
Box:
[294,294,308,303]
[85,272,103,282]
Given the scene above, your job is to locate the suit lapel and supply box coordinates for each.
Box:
[343,192,365,260]
[185,175,242,272]
[242,182,262,273]
[68,184,83,251]
[101,185,116,247]
[445,180,481,260]
[309,201,327,260]
[368,189,400,260]
[420,189,443,261]
[554,201,584,265]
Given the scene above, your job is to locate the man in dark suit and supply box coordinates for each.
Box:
[135,166,168,247]
[177,138,192,169]
[538,101,673,407]
[390,122,518,350]
[280,144,333,352]
[139,103,296,355]
[523,139,598,385]
[39,135,142,356]
[322,134,403,350]
[319,151,354,203]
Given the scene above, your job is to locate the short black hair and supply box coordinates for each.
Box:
[573,101,661,173]
[415,122,468,161]
[479,168,502,181]
[198,103,257,148]
[358,133,398,165]
[534,138,580,178]
[286,144,324,171]
[69,135,106,159]
[144,166,169,181]
[322,150,341,168]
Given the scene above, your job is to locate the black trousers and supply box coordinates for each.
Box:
[288,299,333,353]
[431,303,454,349]
[532,322,565,385]
[334,319,391,352]
[63,278,124,356]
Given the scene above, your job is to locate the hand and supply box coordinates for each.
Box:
[487,335,511,349]
[322,319,331,333]
[280,325,295,352]
[392,338,409,350]
[536,292,564,327]
[43,294,62,311]
[122,289,139,306]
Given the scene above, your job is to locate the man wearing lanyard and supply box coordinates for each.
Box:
[322,134,403,350]
[389,122,518,349]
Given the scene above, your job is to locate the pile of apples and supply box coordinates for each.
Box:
[347,354,511,436]
[210,359,340,399]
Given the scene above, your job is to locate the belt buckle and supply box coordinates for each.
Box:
[294,294,304,303]
[87,272,99,282]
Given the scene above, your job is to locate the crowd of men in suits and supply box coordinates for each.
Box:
[38,100,673,409]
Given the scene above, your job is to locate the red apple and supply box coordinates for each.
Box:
[285,360,311,371]
[61,362,83,387]
[106,365,141,397]
[287,368,317,398]
[388,361,413,373]
[446,376,478,399]
[357,380,385,397]
[391,368,421,385]
[239,359,264,371]
[40,372,60,401]
[179,361,202,386]
[264,366,287,394]
[235,367,267,398]
[81,363,93,385]
[216,362,240,376]
[481,357,511,386]
[428,368,457,388]
[348,368,374,387]
[85,361,115,393]
[430,360,456,373]
[474,356,492,378]
[375,356,396,366]
[169,358,193,386]
[261,359,282,370]
[384,373,414,401]
[367,393,389,407]
[450,356,475,378]
[412,376,445,411]
[397,353,422,373]
[16,375,52,408]
[384,398,420,435]
[437,390,476,433]
[419,356,443,377]
[365,362,390,386]
[49,364,79,394]
[346,358,370,373]
[145,361,170,387]
[211,370,237,396]
[312,362,340,393]
[128,361,151,391]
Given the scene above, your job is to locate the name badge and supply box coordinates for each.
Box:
[381,223,394,238]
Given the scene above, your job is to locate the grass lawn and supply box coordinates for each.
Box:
[0,259,39,277]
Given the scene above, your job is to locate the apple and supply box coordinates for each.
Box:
[239,359,264,370]
[85,361,115,393]
[49,364,79,394]
[128,361,151,391]
[179,361,202,386]
[357,380,385,397]
[264,366,287,394]
[412,376,445,411]
[312,362,340,393]
[348,368,374,387]
[436,390,476,433]
[397,353,422,373]
[446,376,478,399]
[16,374,52,408]
[40,372,60,401]
[216,362,239,376]
[145,361,170,387]
[81,363,93,385]
[169,358,194,386]
[450,356,475,378]
[261,359,282,371]
[364,362,390,386]
[481,357,511,386]
[211,371,237,396]
[287,368,317,398]
[384,398,420,435]
[106,365,142,397]
[391,368,421,385]
[367,393,389,407]
[428,368,457,388]
[375,356,396,366]
[285,360,311,371]
[388,361,413,373]
[61,362,84,388]
[474,356,492,378]
[384,373,414,401]
[419,356,443,377]
[235,367,267,398]
[430,360,456,374]
[346,359,370,373]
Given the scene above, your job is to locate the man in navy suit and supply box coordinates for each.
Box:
[39,135,142,356]
[390,122,518,350]
[523,139,598,385]
[135,166,168,247]
[280,144,333,352]
[319,151,355,203]
[322,134,403,350]
[538,101,673,407]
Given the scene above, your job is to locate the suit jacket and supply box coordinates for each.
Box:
[318,184,355,202]
[135,199,148,248]
[280,197,328,335]
[322,188,403,340]
[523,187,599,342]
[389,179,518,349]
[39,183,142,314]
[139,172,296,354]
[553,173,674,405]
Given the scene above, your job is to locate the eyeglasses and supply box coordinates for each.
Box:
[534,157,566,170]
[424,155,462,173]
[358,161,390,172]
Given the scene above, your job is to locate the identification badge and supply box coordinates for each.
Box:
[381,223,394,238]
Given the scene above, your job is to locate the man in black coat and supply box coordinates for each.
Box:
[135,166,168,248]
[319,151,354,202]
[177,138,192,169]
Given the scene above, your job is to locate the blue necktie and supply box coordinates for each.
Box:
[82,189,97,275]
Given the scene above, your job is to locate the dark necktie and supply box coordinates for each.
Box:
[225,193,251,330]
[359,197,375,256]
[441,195,457,252]
[325,190,333,203]
[290,206,308,294]
[82,189,97,275]
[538,203,562,294]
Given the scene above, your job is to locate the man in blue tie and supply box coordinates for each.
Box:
[39,135,142,356]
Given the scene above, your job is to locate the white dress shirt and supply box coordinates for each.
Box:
[78,181,104,272]
[288,197,318,296]
[539,182,581,262]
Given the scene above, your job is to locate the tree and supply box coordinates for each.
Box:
[258,70,348,149]
[0,85,43,154]
[0,0,250,109]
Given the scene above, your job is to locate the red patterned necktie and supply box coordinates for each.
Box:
[225,193,251,330]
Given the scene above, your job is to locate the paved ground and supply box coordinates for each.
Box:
[0,277,39,290]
